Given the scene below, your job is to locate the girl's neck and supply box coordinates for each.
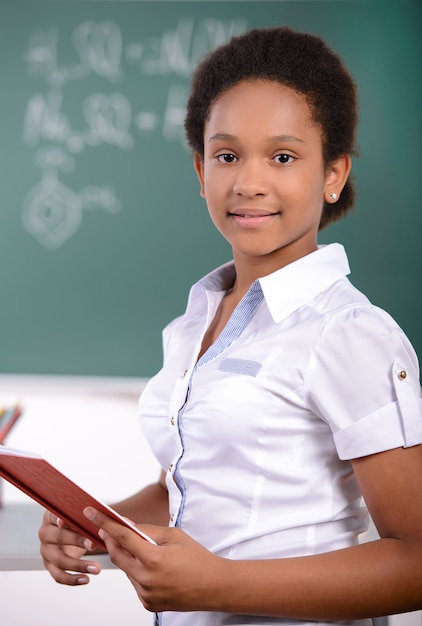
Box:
[231,241,319,299]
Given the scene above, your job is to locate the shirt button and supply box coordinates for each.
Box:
[183,369,188,378]
[398,370,407,380]
[168,464,173,473]
[170,416,175,426]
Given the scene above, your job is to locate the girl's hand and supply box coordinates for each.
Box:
[38,509,102,585]
[83,507,227,612]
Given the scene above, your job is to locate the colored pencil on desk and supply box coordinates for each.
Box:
[0,405,23,444]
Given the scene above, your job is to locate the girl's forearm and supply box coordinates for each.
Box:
[213,538,422,619]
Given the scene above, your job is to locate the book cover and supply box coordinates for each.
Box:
[0,445,155,547]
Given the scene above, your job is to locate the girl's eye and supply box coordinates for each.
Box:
[217,153,237,163]
[275,153,294,164]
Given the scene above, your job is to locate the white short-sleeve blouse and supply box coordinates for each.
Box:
[139,244,422,626]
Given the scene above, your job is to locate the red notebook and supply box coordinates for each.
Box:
[0,445,156,548]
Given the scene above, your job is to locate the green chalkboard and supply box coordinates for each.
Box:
[0,1,421,378]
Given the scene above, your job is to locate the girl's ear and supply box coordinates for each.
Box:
[193,152,206,198]
[324,155,352,204]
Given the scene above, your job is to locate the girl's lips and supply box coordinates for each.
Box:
[229,212,278,227]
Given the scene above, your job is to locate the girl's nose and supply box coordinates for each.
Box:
[232,160,269,197]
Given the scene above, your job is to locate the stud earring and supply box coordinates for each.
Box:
[329,193,337,201]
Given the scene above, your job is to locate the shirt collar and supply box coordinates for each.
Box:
[259,243,351,322]
[197,261,237,293]
[192,243,350,322]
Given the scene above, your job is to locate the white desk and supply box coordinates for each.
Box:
[0,502,46,571]
[0,502,114,571]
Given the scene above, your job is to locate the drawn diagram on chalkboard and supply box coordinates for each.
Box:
[23,173,83,249]
[23,147,122,249]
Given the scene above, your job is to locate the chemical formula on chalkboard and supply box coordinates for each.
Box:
[21,18,247,249]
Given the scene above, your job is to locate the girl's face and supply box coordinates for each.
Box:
[194,79,349,273]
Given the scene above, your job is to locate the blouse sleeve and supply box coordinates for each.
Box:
[304,304,422,460]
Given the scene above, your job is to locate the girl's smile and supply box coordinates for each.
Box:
[229,209,279,228]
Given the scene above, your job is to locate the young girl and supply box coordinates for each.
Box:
[39,27,422,626]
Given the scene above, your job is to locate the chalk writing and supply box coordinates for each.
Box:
[22,17,247,248]
[25,21,123,88]
[82,92,133,149]
[24,91,71,146]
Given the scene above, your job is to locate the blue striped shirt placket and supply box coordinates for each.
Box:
[173,279,264,528]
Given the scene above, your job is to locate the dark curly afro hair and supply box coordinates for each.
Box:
[184,27,359,229]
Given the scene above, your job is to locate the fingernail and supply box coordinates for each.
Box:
[76,576,89,585]
[98,529,106,541]
[86,565,98,574]
[83,507,95,520]
[83,538,94,551]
